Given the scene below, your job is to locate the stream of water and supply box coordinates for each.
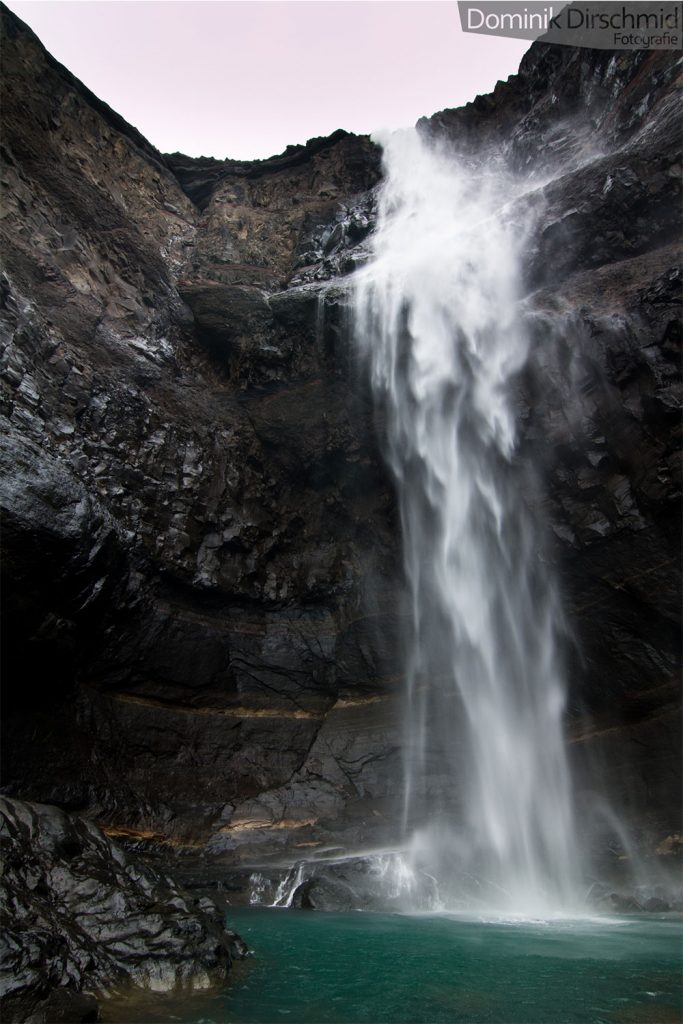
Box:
[353,129,580,914]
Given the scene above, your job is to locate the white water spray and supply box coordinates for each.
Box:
[353,130,580,915]
[271,863,306,908]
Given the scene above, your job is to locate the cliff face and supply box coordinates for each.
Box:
[0,4,399,866]
[0,2,680,876]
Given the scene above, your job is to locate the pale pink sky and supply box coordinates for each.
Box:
[6,1,530,160]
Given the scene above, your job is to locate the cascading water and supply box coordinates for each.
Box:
[271,863,306,908]
[353,129,581,915]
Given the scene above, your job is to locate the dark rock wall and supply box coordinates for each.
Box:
[1,3,680,868]
[0,3,400,861]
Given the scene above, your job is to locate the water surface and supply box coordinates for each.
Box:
[104,907,682,1024]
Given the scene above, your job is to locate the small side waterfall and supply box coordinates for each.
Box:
[271,863,306,908]
[353,130,581,915]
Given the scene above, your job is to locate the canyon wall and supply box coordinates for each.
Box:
[1,4,680,877]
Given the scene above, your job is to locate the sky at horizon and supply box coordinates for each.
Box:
[6,1,531,160]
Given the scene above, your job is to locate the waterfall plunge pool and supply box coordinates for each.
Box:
[102,907,682,1024]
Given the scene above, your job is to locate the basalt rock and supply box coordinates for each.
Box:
[0,0,680,898]
[0,1,399,862]
[0,797,244,1023]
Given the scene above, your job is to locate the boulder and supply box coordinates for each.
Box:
[0,798,243,1023]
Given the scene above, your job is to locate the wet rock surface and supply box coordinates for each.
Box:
[290,856,440,913]
[0,2,400,860]
[0,797,244,1023]
[0,0,680,897]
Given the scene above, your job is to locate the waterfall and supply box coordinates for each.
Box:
[353,129,581,915]
[271,863,306,908]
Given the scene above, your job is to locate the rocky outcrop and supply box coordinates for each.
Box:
[0,797,246,1023]
[0,0,680,892]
